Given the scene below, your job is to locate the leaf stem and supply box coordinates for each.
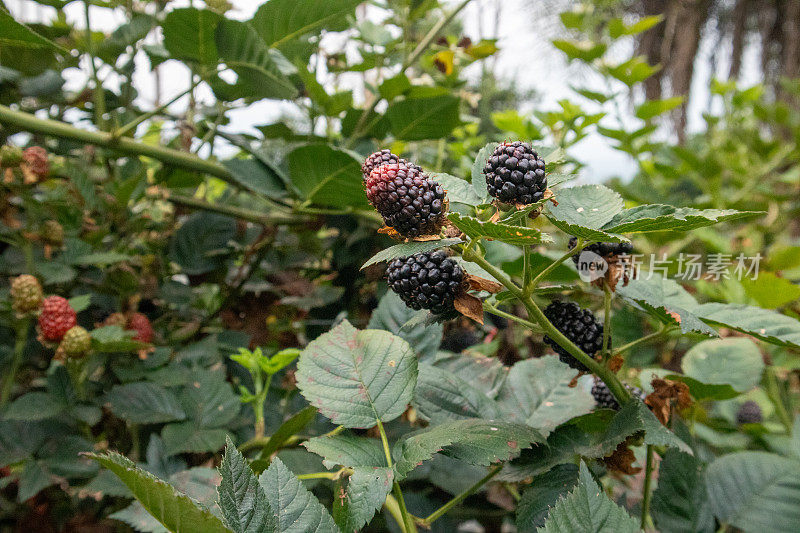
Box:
[640,445,655,530]
[112,80,200,139]
[83,1,106,130]
[612,325,672,357]
[483,301,542,333]
[531,238,585,287]
[296,468,351,480]
[376,419,416,533]
[764,367,793,435]
[602,280,612,359]
[421,464,502,526]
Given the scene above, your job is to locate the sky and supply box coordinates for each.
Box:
[6,0,762,183]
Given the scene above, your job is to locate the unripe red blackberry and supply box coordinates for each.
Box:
[60,325,91,358]
[22,146,49,178]
[542,301,606,372]
[591,377,645,410]
[10,274,43,314]
[736,400,762,424]
[387,251,466,315]
[483,141,546,205]
[103,312,127,328]
[361,149,420,180]
[568,236,633,266]
[365,163,447,237]
[38,295,78,342]
[127,312,153,343]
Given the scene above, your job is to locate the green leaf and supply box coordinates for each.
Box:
[681,338,765,392]
[471,142,498,203]
[663,374,740,401]
[162,8,222,64]
[429,172,485,206]
[86,452,229,533]
[168,212,236,275]
[496,356,594,435]
[449,213,552,246]
[67,294,92,312]
[333,467,393,532]
[423,351,506,397]
[694,302,800,349]
[386,94,461,140]
[537,461,638,533]
[287,144,367,208]
[634,97,684,121]
[742,272,800,309]
[608,15,663,38]
[603,204,761,234]
[3,392,64,421]
[368,291,443,359]
[394,419,544,478]
[360,238,461,270]
[91,325,141,353]
[651,450,714,533]
[162,423,228,455]
[251,0,361,48]
[379,74,411,100]
[223,158,287,198]
[706,451,800,533]
[516,464,580,532]
[72,251,134,267]
[0,9,64,50]
[180,371,240,428]
[296,320,417,428]
[551,40,607,62]
[259,457,339,532]
[545,185,627,242]
[218,438,275,533]
[304,435,386,468]
[258,406,318,460]
[107,383,187,424]
[413,364,502,423]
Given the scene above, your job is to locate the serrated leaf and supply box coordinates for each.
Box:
[386,94,461,140]
[603,204,761,234]
[545,185,627,242]
[706,451,800,533]
[303,435,386,469]
[471,142,498,202]
[168,212,236,275]
[537,462,638,533]
[368,291,443,359]
[394,419,544,478]
[449,213,552,245]
[218,438,275,533]
[162,8,222,65]
[423,351,506,397]
[296,320,417,428]
[651,450,714,533]
[361,238,461,270]
[3,392,64,421]
[516,464,580,532]
[180,371,240,428]
[681,338,765,392]
[287,144,367,208]
[86,452,229,533]
[223,158,287,198]
[0,10,65,51]
[259,457,338,532]
[162,423,228,455]
[429,172,485,206]
[496,356,594,435]
[107,383,186,424]
[333,467,393,532]
[694,303,800,349]
[413,364,503,423]
[251,0,361,48]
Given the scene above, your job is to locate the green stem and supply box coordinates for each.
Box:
[162,193,298,224]
[383,495,407,532]
[602,280,612,359]
[0,318,30,407]
[113,81,200,139]
[421,465,502,526]
[531,238,585,287]
[765,368,793,435]
[483,302,542,333]
[296,468,350,481]
[613,325,672,357]
[522,244,531,290]
[376,419,416,533]
[640,445,655,530]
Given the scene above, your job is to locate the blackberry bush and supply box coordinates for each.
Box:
[386,250,466,315]
[542,300,606,371]
[483,141,547,204]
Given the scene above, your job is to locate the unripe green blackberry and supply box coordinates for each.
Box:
[60,325,91,358]
[361,149,420,180]
[736,400,763,424]
[591,377,645,410]
[483,141,546,205]
[568,236,633,266]
[365,163,447,237]
[10,274,43,314]
[386,251,466,315]
[542,301,606,372]
[41,220,64,247]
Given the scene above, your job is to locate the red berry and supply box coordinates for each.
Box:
[38,296,77,341]
[127,312,153,343]
[22,146,49,178]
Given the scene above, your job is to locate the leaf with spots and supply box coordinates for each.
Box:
[296,320,417,428]
[333,467,394,532]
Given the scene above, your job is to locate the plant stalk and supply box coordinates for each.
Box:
[531,238,585,287]
[602,280,612,359]
[640,445,655,530]
[764,367,793,434]
[421,465,502,526]
[376,419,416,533]
[0,318,30,407]
[613,325,672,356]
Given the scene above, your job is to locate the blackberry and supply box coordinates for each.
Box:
[591,377,645,410]
[568,236,633,266]
[365,163,447,237]
[361,149,420,180]
[543,301,606,371]
[441,328,481,352]
[736,400,763,424]
[483,141,546,205]
[387,251,466,315]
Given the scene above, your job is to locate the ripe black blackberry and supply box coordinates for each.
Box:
[543,301,606,372]
[736,401,763,424]
[387,251,466,315]
[365,163,447,237]
[591,377,645,410]
[361,150,420,180]
[568,236,633,266]
[483,141,547,205]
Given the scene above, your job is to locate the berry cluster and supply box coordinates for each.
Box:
[387,251,465,315]
[568,236,633,265]
[591,377,645,410]
[38,295,78,342]
[483,141,547,205]
[365,163,447,237]
[543,300,606,371]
